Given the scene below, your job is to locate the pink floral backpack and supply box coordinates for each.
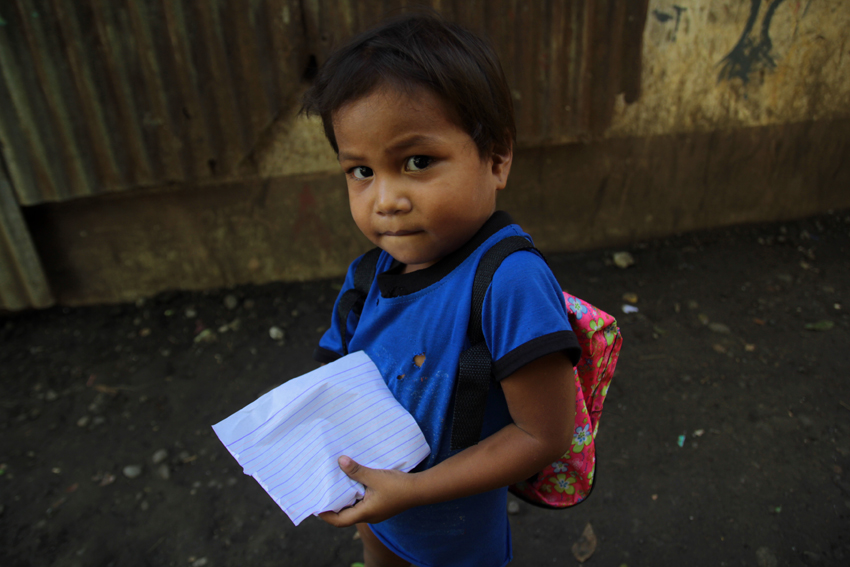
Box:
[450,236,622,509]
[509,291,621,507]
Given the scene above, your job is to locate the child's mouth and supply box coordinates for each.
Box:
[382,230,420,237]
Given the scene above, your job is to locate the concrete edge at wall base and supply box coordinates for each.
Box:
[18,117,850,308]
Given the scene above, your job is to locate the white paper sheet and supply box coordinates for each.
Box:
[212,351,430,526]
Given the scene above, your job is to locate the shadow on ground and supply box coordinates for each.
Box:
[2,211,849,566]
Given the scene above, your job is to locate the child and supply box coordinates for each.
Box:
[302,13,581,567]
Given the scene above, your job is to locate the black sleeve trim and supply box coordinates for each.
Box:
[313,346,343,364]
[492,330,582,382]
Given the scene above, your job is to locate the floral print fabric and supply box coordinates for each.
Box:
[509,292,622,508]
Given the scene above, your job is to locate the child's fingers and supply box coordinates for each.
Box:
[322,456,414,526]
[318,499,367,527]
[338,455,373,482]
[316,458,374,527]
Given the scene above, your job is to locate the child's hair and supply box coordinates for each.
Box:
[301,13,516,158]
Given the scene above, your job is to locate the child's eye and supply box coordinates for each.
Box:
[349,166,373,180]
[405,156,432,171]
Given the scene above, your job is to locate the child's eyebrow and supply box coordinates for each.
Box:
[386,134,441,153]
[337,151,362,163]
[338,134,441,163]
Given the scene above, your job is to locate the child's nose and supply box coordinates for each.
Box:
[374,179,412,215]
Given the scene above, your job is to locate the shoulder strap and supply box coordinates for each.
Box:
[450,236,538,450]
[336,247,382,355]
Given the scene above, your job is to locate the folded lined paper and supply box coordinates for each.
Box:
[212,351,430,526]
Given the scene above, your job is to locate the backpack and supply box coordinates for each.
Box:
[337,236,622,509]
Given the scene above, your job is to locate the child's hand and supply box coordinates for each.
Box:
[318,456,417,527]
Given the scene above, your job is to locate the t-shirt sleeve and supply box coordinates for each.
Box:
[313,255,364,364]
[481,250,581,381]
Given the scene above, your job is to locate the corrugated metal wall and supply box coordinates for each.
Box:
[0,0,647,309]
[305,0,648,146]
[0,0,646,205]
[1,165,52,309]
[0,0,308,206]
[304,0,648,146]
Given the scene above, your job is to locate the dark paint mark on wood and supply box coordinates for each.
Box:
[653,5,687,42]
[671,6,687,42]
[718,0,787,84]
[652,10,673,24]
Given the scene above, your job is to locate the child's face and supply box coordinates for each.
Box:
[333,85,511,274]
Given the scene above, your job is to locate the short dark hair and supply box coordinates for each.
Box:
[301,13,516,158]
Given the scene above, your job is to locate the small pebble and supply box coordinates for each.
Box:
[45,390,58,402]
[76,416,90,428]
[156,464,170,480]
[507,500,521,515]
[224,294,239,310]
[612,251,635,269]
[269,326,284,340]
[123,465,143,479]
[152,449,169,465]
[192,558,209,567]
[184,307,197,318]
[194,329,217,343]
[708,323,731,334]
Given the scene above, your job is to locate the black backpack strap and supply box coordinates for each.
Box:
[336,248,382,355]
[450,236,538,450]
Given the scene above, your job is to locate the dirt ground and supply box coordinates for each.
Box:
[2,210,849,567]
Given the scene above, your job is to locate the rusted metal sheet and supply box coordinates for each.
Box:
[0,0,309,205]
[0,0,645,206]
[302,0,648,145]
[0,165,53,310]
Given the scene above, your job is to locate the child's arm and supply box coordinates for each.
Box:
[319,350,575,526]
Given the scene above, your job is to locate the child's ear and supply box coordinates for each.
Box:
[490,141,513,190]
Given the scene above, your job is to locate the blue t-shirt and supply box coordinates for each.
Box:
[315,211,580,567]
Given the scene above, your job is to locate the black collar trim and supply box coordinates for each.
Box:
[377,211,515,298]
